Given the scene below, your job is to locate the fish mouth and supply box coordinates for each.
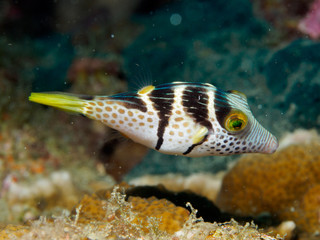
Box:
[261,135,279,154]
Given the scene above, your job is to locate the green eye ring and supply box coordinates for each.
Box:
[225,110,248,132]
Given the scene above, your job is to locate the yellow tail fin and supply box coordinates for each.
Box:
[29,92,86,114]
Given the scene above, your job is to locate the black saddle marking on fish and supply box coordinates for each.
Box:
[214,90,232,130]
[181,86,212,155]
[182,86,212,129]
[109,92,147,112]
[149,86,174,150]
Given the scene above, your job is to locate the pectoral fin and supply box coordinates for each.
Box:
[183,126,209,155]
[192,126,208,144]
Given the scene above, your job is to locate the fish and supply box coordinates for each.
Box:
[29,82,278,157]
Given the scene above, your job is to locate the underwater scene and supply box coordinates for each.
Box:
[0,0,320,239]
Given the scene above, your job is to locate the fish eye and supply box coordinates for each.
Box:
[224,110,248,132]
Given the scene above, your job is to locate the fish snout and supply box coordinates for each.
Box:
[261,134,279,154]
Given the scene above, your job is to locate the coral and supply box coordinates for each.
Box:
[1,170,80,223]
[0,120,116,223]
[0,225,29,240]
[0,186,281,240]
[283,184,320,234]
[75,187,189,235]
[129,196,189,234]
[299,184,320,232]
[174,216,280,240]
[278,128,320,150]
[267,221,296,240]
[298,0,320,39]
[216,141,320,233]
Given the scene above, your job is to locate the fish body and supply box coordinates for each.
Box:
[29,82,278,157]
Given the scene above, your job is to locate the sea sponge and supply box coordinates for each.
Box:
[216,142,320,233]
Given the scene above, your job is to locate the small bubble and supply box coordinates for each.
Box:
[111,34,115,38]
[170,13,182,26]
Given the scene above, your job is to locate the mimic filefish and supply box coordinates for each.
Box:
[29,82,278,157]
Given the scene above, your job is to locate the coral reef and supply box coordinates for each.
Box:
[75,186,189,235]
[2,170,82,222]
[129,196,189,234]
[286,184,320,234]
[0,186,281,240]
[216,139,320,234]
[0,82,116,223]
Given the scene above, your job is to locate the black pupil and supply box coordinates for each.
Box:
[232,119,243,129]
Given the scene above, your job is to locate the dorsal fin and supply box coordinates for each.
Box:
[138,85,155,95]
